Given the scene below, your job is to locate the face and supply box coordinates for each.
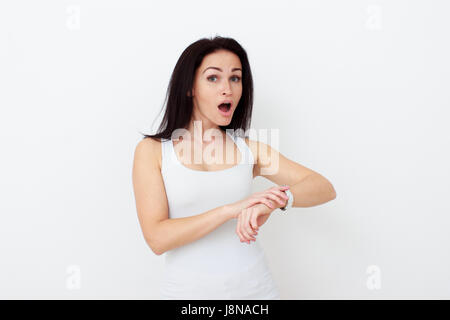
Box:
[189,49,243,132]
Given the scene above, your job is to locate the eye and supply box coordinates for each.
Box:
[207,75,242,82]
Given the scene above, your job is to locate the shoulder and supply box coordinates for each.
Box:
[243,136,273,162]
[243,137,258,160]
[243,137,280,178]
[134,137,162,170]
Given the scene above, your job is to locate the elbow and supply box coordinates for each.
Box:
[144,234,165,256]
[329,183,337,200]
[318,176,336,201]
[331,187,337,199]
[148,240,164,256]
[150,243,163,256]
[142,221,168,256]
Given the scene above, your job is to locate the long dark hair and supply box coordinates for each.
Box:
[140,36,254,142]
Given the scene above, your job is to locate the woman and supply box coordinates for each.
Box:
[132,36,336,299]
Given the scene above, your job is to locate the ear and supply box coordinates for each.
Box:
[187,88,194,97]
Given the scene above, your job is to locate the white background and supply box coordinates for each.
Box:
[1,0,449,299]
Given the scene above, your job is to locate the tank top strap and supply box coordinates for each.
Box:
[231,133,255,166]
[160,137,177,172]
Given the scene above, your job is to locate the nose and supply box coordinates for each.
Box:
[221,80,232,95]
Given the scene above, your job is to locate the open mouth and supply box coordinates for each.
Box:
[218,103,231,112]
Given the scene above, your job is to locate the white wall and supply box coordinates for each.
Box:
[1,0,449,299]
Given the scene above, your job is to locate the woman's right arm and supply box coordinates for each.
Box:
[132,138,237,255]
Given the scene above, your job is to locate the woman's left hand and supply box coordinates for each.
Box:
[235,203,274,244]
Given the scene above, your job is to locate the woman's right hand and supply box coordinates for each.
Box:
[226,185,290,219]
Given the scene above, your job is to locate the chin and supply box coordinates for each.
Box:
[218,118,232,125]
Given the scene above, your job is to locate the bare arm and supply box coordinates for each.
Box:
[132,138,237,256]
[152,205,234,255]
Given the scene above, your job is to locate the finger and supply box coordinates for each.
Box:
[271,188,290,199]
[239,210,252,243]
[268,189,289,202]
[242,210,256,242]
[239,210,250,243]
[239,210,248,242]
[259,197,275,209]
[236,211,245,242]
[245,209,257,236]
[264,193,287,206]
[267,199,275,209]
[251,213,258,231]
[248,195,269,208]
[250,195,274,209]
[262,191,286,206]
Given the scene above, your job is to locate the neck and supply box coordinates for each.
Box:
[185,119,224,143]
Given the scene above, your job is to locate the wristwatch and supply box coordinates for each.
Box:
[280,188,293,212]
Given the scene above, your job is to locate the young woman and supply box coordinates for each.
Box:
[132,36,336,299]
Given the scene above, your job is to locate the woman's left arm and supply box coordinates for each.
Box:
[248,138,337,206]
[237,139,337,243]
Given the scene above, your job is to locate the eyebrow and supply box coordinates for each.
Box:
[202,66,242,74]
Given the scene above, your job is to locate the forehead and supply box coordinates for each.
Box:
[199,50,242,70]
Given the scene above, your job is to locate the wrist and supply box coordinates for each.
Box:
[222,204,238,220]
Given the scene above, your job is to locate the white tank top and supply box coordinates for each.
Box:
[159,130,280,299]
